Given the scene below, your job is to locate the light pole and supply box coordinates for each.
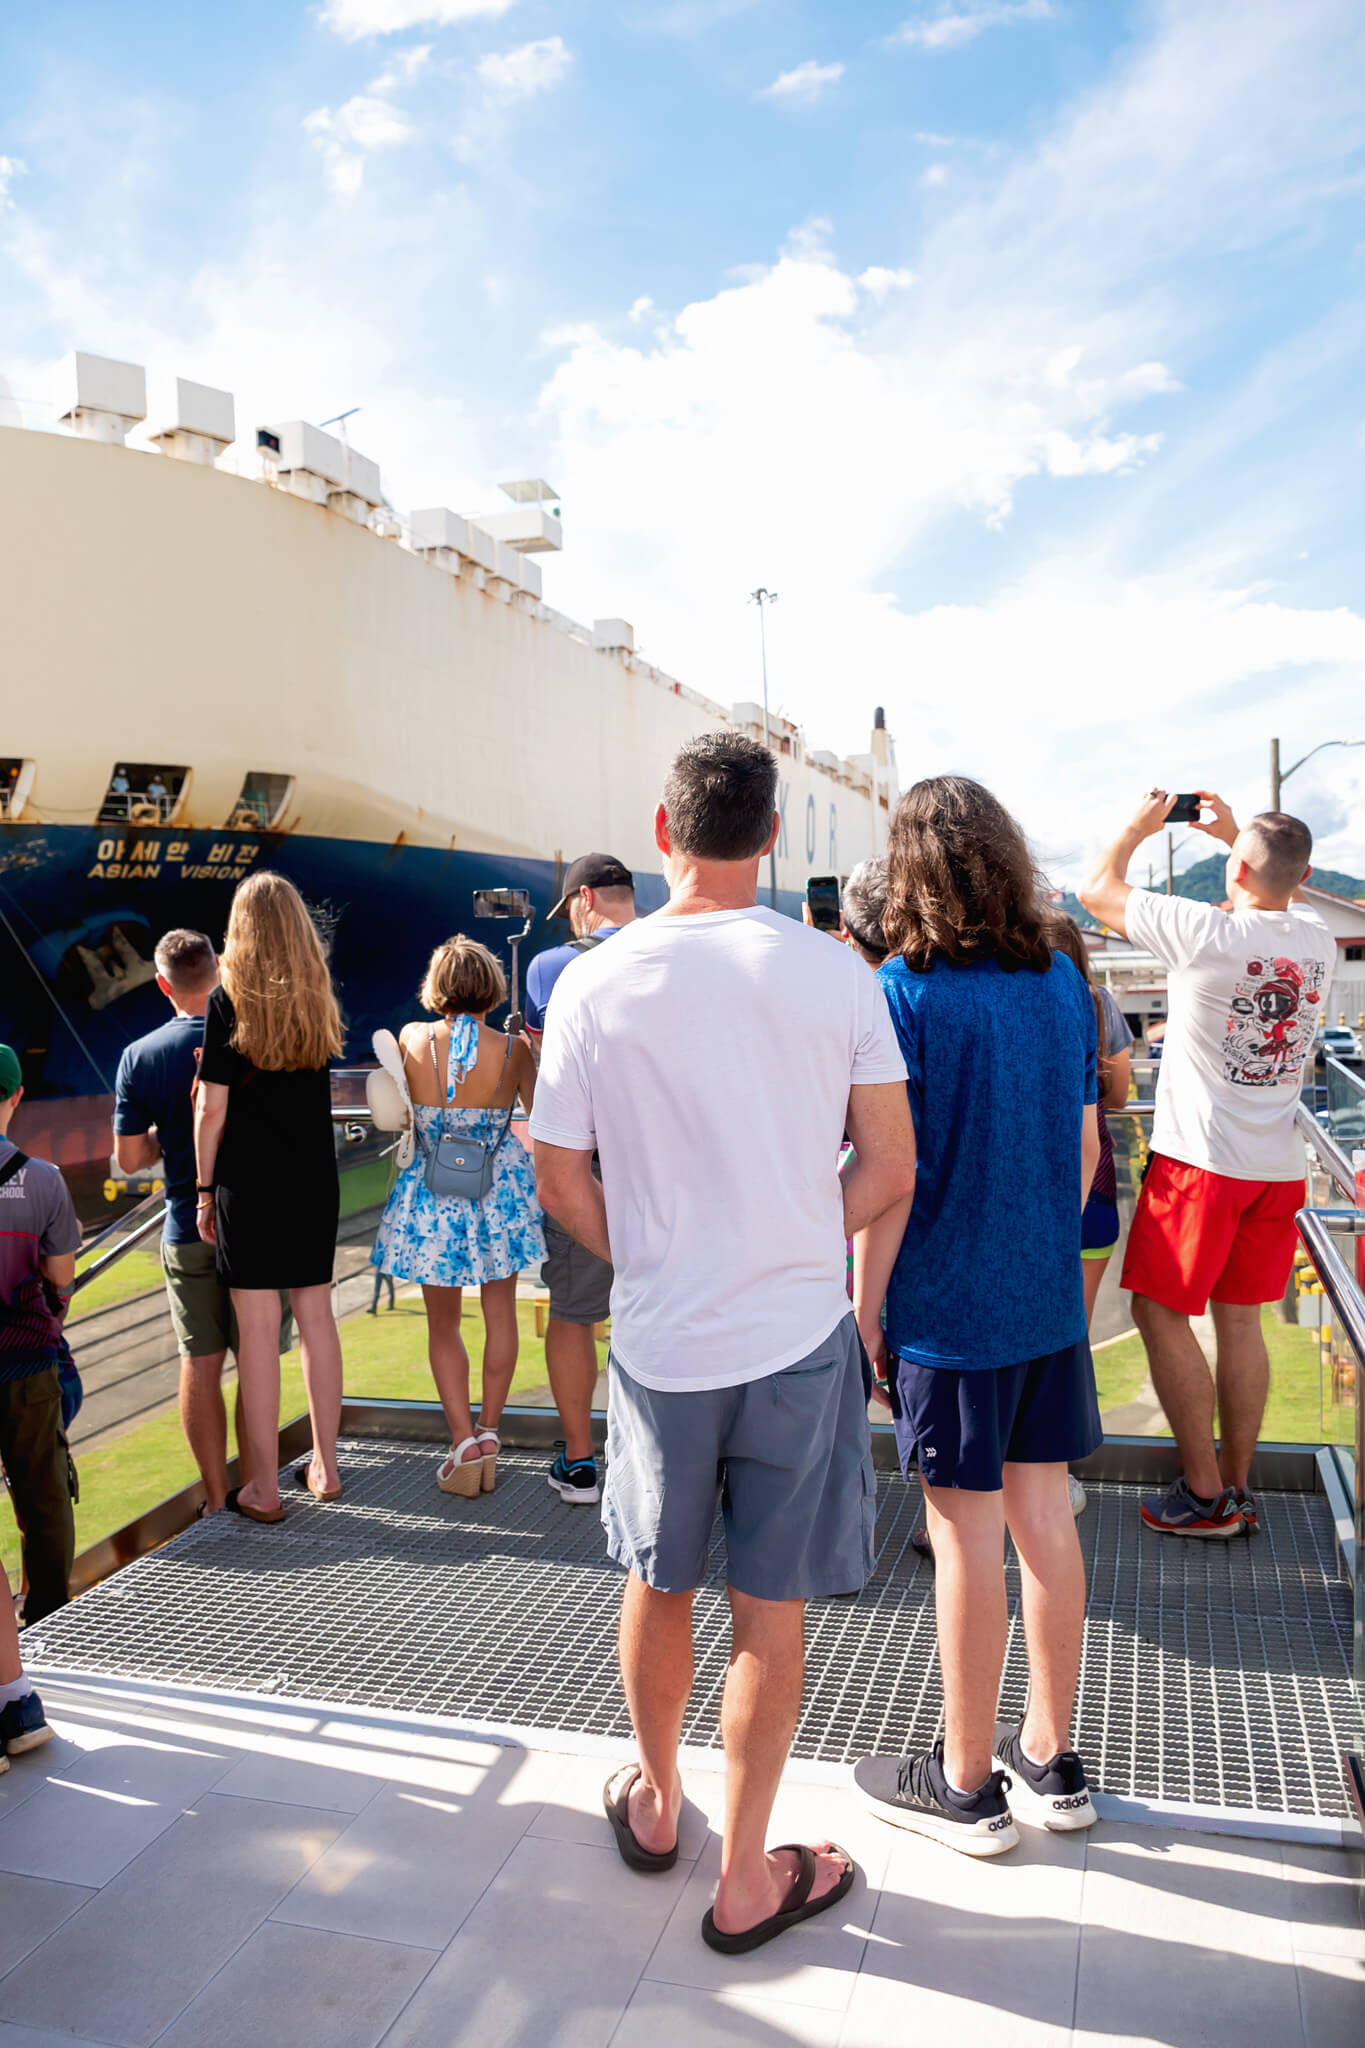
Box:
[749,587,779,909]
[1270,736,1365,811]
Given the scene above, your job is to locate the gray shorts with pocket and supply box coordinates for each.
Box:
[542,1212,613,1326]
[602,1311,875,1602]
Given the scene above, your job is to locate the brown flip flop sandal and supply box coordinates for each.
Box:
[701,1843,856,1954]
[225,1488,286,1525]
[294,1465,343,1502]
[603,1767,679,1873]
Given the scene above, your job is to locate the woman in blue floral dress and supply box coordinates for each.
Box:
[372,936,544,1496]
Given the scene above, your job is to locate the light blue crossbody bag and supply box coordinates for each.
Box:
[418,1021,513,1202]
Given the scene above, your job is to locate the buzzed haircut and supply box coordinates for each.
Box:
[154,929,217,992]
[1242,812,1313,896]
[662,731,778,863]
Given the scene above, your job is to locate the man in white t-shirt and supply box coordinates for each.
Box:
[531,730,915,1956]
[1081,790,1328,1539]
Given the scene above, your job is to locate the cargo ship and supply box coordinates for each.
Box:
[0,351,898,1170]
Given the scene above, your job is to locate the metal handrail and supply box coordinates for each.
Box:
[78,1185,165,1261]
[72,1202,167,1295]
[1298,1100,1359,1203]
[1322,1050,1365,1097]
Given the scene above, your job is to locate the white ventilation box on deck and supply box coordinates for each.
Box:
[266,420,344,504]
[58,352,147,445]
[477,479,564,553]
[462,525,497,577]
[410,507,472,556]
[517,555,543,601]
[333,447,382,514]
[148,378,235,464]
[593,618,634,653]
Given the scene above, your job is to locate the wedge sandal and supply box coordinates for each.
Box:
[437,1438,486,1498]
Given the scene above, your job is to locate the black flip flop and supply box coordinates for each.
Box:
[225,1487,286,1525]
[701,1842,856,1955]
[602,1767,679,1873]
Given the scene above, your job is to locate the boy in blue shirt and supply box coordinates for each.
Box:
[852,776,1103,1854]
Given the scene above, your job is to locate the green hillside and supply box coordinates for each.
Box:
[1169,853,1365,905]
[1059,858,1364,929]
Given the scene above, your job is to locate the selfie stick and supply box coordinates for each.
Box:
[506,912,533,1035]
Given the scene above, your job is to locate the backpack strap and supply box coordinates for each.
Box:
[0,1148,27,1190]
[569,934,606,954]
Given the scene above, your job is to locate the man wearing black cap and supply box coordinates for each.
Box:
[524,854,637,1505]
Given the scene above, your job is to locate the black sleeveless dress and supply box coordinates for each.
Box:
[199,986,339,1289]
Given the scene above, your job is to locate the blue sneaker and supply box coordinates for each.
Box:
[0,1690,53,1756]
[1140,1476,1245,1539]
[547,1442,600,1505]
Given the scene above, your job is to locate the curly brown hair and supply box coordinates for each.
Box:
[1043,909,1111,1090]
[883,775,1053,975]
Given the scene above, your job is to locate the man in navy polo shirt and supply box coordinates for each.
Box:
[525,853,637,1506]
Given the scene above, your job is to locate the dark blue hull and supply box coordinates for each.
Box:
[0,822,801,1111]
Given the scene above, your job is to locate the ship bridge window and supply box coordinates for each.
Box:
[98,763,188,826]
[227,772,294,832]
[0,759,33,821]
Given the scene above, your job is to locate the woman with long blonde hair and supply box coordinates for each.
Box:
[194,871,345,1521]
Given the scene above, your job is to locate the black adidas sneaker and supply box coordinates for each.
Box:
[992,1720,1095,1832]
[853,1739,1019,1856]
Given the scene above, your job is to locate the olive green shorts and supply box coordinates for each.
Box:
[160,1240,293,1361]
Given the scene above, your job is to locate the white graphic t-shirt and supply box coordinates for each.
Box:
[1124,890,1331,1182]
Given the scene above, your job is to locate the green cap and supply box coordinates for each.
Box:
[0,1045,22,1100]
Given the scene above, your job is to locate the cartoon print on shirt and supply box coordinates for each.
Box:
[1224,955,1325,1087]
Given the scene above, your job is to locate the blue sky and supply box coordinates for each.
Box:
[3,1,1364,882]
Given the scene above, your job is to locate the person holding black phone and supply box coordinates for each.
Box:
[1080,789,1330,1538]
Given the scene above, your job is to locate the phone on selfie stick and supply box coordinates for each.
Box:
[1166,794,1203,825]
[473,887,534,1032]
[805,875,842,932]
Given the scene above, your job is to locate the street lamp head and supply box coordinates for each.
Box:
[748,587,778,606]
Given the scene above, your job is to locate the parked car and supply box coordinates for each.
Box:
[1317,1025,1362,1063]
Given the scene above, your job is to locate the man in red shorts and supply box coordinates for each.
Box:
[1081,789,1329,1537]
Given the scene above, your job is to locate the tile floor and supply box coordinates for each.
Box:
[0,1676,1355,2048]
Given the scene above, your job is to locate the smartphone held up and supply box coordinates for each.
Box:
[805,875,842,932]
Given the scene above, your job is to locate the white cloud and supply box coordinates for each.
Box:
[369,43,432,92]
[758,60,845,107]
[304,94,415,194]
[0,156,24,206]
[894,1,1056,53]
[914,130,956,147]
[922,162,948,187]
[858,265,915,300]
[317,0,516,39]
[629,296,654,321]
[476,35,572,101]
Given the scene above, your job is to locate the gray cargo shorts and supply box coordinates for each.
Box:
[602,1311,876,1603]
[542,1211,613,1326]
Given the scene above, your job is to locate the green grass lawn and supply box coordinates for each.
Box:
[1090,1332,1151,1415]
[1092,1307,1353,1445]
[0,1297,605,1580]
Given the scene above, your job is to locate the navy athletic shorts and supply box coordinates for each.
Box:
[887,1340,1102,1492]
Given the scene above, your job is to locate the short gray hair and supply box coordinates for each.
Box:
[841,858,889,961]
[1239,812,1312,897]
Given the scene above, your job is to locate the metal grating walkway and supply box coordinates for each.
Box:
[23,1439,1358,1821]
